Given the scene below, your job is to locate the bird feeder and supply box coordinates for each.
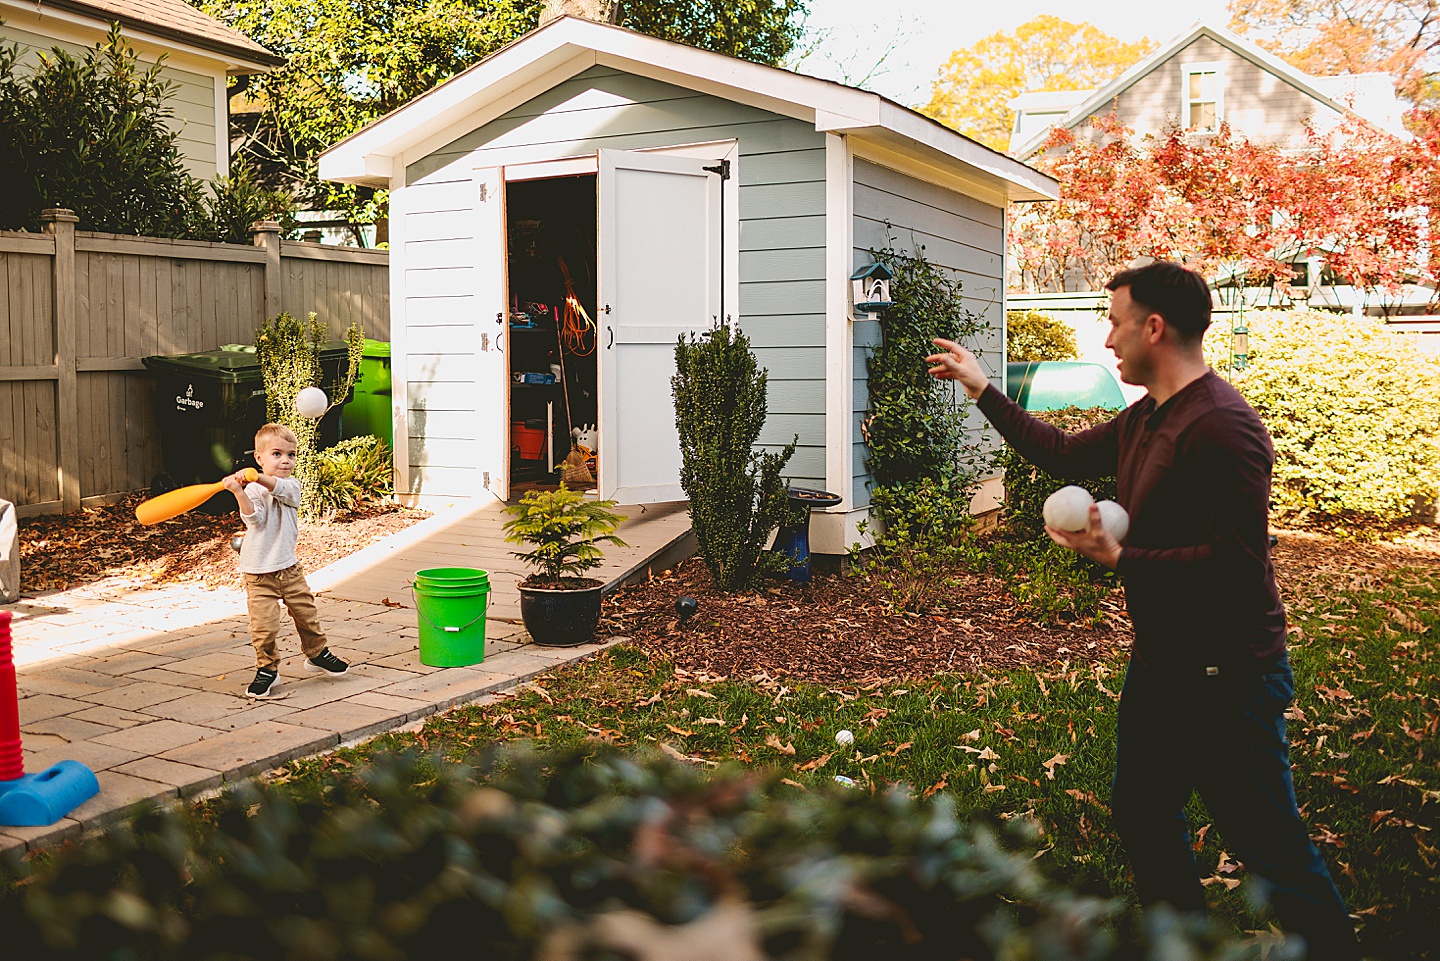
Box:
[850,262,893,316]
[1231,322,1249,370]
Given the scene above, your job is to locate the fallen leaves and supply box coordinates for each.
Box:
[1041,753,1069,780]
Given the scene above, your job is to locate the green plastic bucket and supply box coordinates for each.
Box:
[412,567,491,667]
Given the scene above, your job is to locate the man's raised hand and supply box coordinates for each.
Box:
[926,338,989,399]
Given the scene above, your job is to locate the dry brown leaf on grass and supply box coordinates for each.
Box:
[764,734,796,755]
[795,752,834,772]
[1042,753,1069,780]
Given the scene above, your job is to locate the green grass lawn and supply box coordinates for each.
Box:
[267,556,1438,958]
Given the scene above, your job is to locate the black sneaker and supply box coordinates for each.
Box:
[246,668,279,699]
[305,648,349,677]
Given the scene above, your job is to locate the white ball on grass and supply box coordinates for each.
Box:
[1095,500,1130,543]
[296,386,328,419]
[1042,485,1095,532]
[835,729,854,746]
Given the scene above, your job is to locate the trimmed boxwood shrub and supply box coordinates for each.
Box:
[0,745,1250,960]
[1215,309,1440,530]
[1006,309,1079,362]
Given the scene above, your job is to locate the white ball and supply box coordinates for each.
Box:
[835,729,854,746]
[1042,485,1094,532]
[1095,500,1130,543]
[296,386,328,419]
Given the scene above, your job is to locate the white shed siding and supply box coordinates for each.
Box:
[1073,36,1342,148]
[851,158,1005,509]
[2,23,220,180]
[403,65,829,494]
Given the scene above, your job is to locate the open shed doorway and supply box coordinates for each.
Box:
[505,174,598,495]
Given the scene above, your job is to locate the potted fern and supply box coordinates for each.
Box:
[502,485,627,646]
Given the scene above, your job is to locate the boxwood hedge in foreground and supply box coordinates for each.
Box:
[0,744,1265,960]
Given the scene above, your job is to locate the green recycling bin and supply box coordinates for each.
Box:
[142,342,354,511]
[341,339,393,447]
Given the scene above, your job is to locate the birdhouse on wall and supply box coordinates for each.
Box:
[850,263,893,314]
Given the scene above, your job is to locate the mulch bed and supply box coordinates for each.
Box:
[17,492,431,594]
[602,529,1440,687]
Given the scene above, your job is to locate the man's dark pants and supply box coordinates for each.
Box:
[1111,654,1361,960]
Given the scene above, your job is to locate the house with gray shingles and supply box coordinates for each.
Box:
[1007,20,1407,159]
[0,0,282,180]
[319,15,1057,553]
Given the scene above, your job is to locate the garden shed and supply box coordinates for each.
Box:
[319,15,1057,552]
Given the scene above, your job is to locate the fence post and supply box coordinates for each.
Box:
[252,221,282,322]
[41,208,81,513]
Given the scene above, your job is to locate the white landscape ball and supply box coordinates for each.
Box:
[1042,485,1095,532]
[835,729,854,746]
[1095,500,1131,543]
[296,386,328,419]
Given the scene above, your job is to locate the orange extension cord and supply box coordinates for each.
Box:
[557,258,595,356]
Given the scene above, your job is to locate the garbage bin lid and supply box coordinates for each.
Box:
[142,349,264,381]
[362,339,391,358]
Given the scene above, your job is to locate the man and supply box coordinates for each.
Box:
[926,261,1359,959]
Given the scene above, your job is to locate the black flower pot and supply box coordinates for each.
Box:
[518,583,603,646]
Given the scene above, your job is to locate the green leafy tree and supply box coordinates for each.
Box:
[255,312,363,520]
[193,0,806,241]
[920,15,1155,151]
[0,22,204,235]
[673,321,796,592]
[190,157,297,245]
[1006,309,1079,362]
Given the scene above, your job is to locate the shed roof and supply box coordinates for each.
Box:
[1,0,281,70]
[319,16,1058,203]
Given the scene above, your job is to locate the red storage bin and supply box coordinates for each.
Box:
[512,424,545,460]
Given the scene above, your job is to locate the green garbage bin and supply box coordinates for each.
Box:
[341,339,393,448]
[142,343,355,511]
[1005,361,1126,412]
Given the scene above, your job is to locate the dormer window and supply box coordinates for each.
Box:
[1182,63,1223,132]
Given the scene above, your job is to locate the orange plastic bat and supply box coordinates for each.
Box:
[135,468,258,525]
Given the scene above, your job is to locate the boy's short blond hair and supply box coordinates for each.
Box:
[254,423,298,448]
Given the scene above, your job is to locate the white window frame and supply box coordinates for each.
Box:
[1181,62,1225,132]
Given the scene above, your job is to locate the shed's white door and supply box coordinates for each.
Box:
[597,149,722,504]
[473,166,509,500]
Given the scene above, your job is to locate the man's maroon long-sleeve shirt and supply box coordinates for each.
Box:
[976,370,1287,673]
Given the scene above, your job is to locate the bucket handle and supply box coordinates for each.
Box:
[408,584,491,633]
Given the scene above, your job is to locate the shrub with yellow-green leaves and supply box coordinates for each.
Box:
[1219,309,1440,530]
[1006,309,1079,362]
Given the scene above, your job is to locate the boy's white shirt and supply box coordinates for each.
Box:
[237,477,303,574]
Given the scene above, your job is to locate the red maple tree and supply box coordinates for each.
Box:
[1010,115,1436,297]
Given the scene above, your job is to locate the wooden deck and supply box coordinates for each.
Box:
[312,500,693,623]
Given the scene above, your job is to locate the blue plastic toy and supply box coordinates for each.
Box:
[0,761,100,826]
[0,611,101,826]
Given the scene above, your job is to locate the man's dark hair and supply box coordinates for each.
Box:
[1105,261,1211,343]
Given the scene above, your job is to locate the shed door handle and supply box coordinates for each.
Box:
[606,325,614,349]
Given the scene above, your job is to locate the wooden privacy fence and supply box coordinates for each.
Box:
[1,210,390,516]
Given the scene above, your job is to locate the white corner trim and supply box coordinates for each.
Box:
[386,186,411,498]
[824,133,855,509]
[214,75,229,178]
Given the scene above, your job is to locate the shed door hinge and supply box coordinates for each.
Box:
[479,182,488,202]
[702,159,731,180]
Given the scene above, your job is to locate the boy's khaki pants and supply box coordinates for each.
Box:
[243,565,328,671]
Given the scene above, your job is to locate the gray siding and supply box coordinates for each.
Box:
[1073,36,1341,148]
[851,159,1005,508]
[406,65,828,493]
[1,23,219,180]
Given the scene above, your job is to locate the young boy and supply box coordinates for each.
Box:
[224,423,349,699]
